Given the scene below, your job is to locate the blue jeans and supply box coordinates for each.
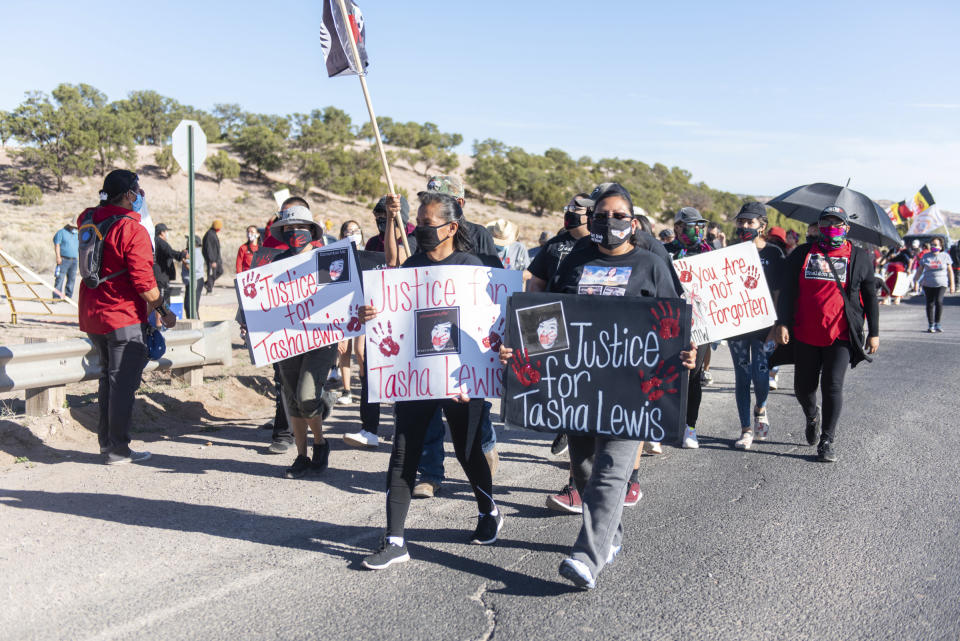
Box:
[418,400,497,484]
[727,336,771,429]
[54,257,77,299]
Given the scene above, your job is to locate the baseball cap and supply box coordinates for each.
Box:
[674,207,707,225]
[99,169,139,202]
[736,202,767,219]
[154,223,169,234]
[373,195,410,224]
[425,175,465,199]
[818,205,849,224]
[589,182,634,213]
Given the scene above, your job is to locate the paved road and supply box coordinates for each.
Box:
[2,296,959,641]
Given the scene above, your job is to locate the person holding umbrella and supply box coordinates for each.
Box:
[773,205,879,463]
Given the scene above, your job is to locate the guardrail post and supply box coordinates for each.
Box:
[171,319,204,386]
[24,337,66,416]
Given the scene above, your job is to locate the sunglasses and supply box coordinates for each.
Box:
[592,211,634,221]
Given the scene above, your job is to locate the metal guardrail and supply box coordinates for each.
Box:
[0,321,233,394]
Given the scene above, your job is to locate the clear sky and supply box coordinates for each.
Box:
[3,0,958,208]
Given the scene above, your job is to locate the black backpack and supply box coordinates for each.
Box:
[78,208,132,289]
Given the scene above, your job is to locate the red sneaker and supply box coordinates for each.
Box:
[624,480,642,507]
[546,483,582,514]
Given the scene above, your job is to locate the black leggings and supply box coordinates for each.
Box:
[358,373,381,434]
[793,340,850,443]
[386,398,494,537]
[686,345,708,428]
[923,286,946,323]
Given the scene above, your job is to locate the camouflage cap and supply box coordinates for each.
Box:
[426,175,465,199]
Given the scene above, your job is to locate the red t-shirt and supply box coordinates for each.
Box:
[793,243,852,346]
[77,205,157,335]
[236,242,259,273]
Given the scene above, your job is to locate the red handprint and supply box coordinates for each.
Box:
[370,321,402,357]
[679,269,693,283]
[240,272,259,299]
[742,266,759,289]
[346,304,361,332]
[651,301,682,341]
[482,318,506,352]
[638,362,679,402]
[511,348,542,387]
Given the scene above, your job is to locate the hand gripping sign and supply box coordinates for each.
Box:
[502,292,692,443]
[362,265,523,402]
[672,243,777,344]
[236,239,365,366]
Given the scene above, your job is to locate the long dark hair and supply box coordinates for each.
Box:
[418,192,473,253]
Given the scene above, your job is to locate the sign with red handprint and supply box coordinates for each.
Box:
[671,243,776,343]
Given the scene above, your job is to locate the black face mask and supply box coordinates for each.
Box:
[376,218,387,235]
[414,222,450,252]
[564,212,587,229]
[589,217,633,249]
[737,227,759,242]
[284,228,313,249]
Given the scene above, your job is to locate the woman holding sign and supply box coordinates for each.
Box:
[358,192,500,570]
[774,205,879,463]
[501,183,697,589]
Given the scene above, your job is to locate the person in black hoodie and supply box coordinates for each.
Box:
[773,205,879,463]
[152,223,180,308]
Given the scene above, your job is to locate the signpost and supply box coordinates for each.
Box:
[171,120,208,319]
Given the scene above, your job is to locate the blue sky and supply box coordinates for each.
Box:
[3,0,959,208]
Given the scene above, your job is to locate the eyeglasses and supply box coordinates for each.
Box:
[684,222,708,229]
[592,211,634,221]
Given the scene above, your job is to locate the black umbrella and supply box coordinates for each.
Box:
[767,182,903,249]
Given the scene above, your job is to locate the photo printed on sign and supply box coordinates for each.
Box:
[515,301,570,357]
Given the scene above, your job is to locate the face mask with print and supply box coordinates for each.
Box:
[818,225,847,249]
[284,228,313,249]
[737,227,759,243]
[931,245,942,253]
[681,225,705,246]
[589,217,632,249]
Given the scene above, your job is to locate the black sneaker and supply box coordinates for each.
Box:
[311,441,330,472]
[470,510,504,545]
[362,536,410,570]
[805,406,822,446]
[550,432,568,456]
[285,454,311,479]
[817,440,838,463]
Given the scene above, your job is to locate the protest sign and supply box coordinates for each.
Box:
[672,243,776,344]
[502,292,691,443]
[363,265,523,402]
[236,239,365,366]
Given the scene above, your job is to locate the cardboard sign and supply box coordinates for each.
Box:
[236,239,365,366]
[362,265,523,402]
[502,292,692,443]
[672,243,777,344]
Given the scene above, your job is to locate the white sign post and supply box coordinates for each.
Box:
[672,243,777,344]
[236,240,365,366]
[171,119,209,319]
[362,265,522,402]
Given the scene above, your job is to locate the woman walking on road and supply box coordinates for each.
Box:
[773,205,879,463]
[913,237,954,332]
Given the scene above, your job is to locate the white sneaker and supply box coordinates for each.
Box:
[337,391,353,405]
[343,430,379,448]
[754,410,770,440]
[559,558,595,590]
[734,430,754,450]
[682,427,699,449]
[642,441,663,455]
[768,376,778,390]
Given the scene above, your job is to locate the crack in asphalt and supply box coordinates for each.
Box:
[469,582,497,641]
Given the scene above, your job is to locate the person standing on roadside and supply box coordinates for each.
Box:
[913,236,954,332]
[79,170,176,465]
[53,220,79,300]
[235,225,260,274]
[181,235,205,315]
[774,205,880,463]
[202,219,223,294]
[152,223,179,308]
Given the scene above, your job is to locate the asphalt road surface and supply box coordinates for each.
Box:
[2,296,959,641]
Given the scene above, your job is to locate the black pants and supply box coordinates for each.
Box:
[271,363,292,443]
[359,373,381,434]
[793,339,851,443]
[386,398,494,537]
[923,286,946,324]
[88,323,150,456]
[686,345,708,428]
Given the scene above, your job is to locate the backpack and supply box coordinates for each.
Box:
[78,208,132,289]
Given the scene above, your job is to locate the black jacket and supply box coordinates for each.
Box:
[202,228,221,264]
[154,237,179,286]
[776,242,879,367]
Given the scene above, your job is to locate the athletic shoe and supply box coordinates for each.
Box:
[362,536,410,570]
[105,450,151,465]
[546,483,582,514]
[934,323,944,333]
[805,407,822,446]
[285,454,311,479]
[734,430,754,450]
[267,440,292,454]
[412,481,440,499]
[701,370,713,386]
[343,430,379,448]
[754,410,770,440]
[336,391,353,405]
[99,446,110,455]
[485,447,499,478]
[311,441,330,471]
[642,441,663,455]
[928,324,936,333]
[624,481,642,507]
[607,544,622,565]
[768,376,779,390]
[817,440,838,463]
[550,432,569,456]
[470,511,504,545]
[682,426,699,449]
[559,558,595,590]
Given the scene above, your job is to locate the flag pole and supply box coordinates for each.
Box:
[334,0,411,257]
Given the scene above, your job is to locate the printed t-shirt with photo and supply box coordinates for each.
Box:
[792,242,852,347]
[550,243,676,299]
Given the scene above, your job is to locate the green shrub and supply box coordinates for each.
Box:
[15,183,42,206]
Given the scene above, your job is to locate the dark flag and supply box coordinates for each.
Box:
[913,184,935,212]
[319,0,369,77]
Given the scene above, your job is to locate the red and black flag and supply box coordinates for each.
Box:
[319,0,368,77]
[913,184,935,213]
[896,200,913,220]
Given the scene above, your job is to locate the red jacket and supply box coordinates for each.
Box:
[77,205,157,334]
[236,242,259,273]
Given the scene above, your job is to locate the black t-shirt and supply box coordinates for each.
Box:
[528,230,579,282]
[551,244,676,298]
[757,243,785,292]
[402,250,483,268]
[463,219,499,261]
